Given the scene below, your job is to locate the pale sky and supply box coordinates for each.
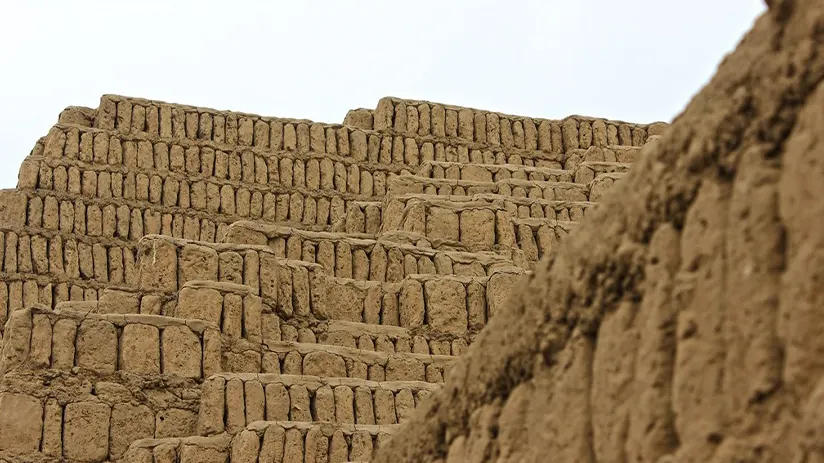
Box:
[0,1,766,189]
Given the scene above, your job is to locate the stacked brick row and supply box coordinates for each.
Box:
[100,94,652,154]
[0,94,666,463]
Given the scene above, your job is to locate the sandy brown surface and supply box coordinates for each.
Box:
[373,1,824,461]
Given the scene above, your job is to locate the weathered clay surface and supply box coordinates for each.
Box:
[0,23,670,463]
[373,2,824,462]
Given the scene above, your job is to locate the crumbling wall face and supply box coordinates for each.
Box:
[0,53,663,461]
[373,2,824,462]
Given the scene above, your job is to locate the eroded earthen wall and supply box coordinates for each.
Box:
[0,74,664,460]
[373,2,824,462]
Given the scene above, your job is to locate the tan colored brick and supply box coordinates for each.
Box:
[162,325,202,378]
[63,401,111,462]
[0,393,42,454]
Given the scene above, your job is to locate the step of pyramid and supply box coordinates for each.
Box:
[0,305,220,379]
[197,373,439,435]
[334,200,384,235]
[1,305,453,381]
[133,235,325,309]
[373,96,659,149]
[494,194,594,221]
[382,193,594,252]
[224,221,520,281]
[135,236,522,337]
[572,161,633,184]
[16,159,376,235]
[0,369,204,461]
[26,123,407,201]
[121,434,231,463]
[224,337,453,383]
[419,160,573,183]
[0,275,135,334]
[0,232,524,339]
[163,280,270,343]
[512,218,576,263]
[123,420,396,463]
[1,278,138,318]
[313,271,524,336]
[317,320,473,357]
[562,144,642,170]
[101,95,662,153]
[0,225,138,281]
[232,420,397,463]
[92,95,571,170]
[388,172,591,202]
[272,319,472,358]
[589,172,627,201]
[11,187,240,242]
[150,277,478,349]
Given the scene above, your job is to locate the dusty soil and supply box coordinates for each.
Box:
[373,1,824,461]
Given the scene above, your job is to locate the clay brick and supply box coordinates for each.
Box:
[500,118,514,148]
[196,376,225,436]
[29,314,52,367]
[139,237,178,292]
[110,403,154,459]
[400,279,425,328]
[460,208,496,248]
[203,329,221,377]
[288,384,311,421]
[386,357,426,381]
[156,408,196,438]
[63,402,111,462]
[223,293,243,338]
[431,105,446,137]
[216,251,242,284]
[374,97,394,130]
[76,319,117,374]
[180,445,227,463]
[225,114,238,145]
[467,281,487,329]
[427,207,459,242]
[375,388,397,424]
[184,112,198,139]
[259,425,286,462]
[487,272,520,318]
[143,105,159,136]
[51,318,77,369]
[355,386,376,425]
[305,426,329,462]
[41,398,62,456]
[323,281,364,322]
[116,100,133,132]
[162,325,202,378]
[304,350,346,377]
[154,443,177,463]
[0,393,42,454]
[221,377,246,434]
[159,105,173,137]
[425,279,468,335]
[283,428,305,462]
[262,383,289,422]
[351,430,374,460]
[232,429,261,463]
[120,324,160,374]
[395,388,416,422]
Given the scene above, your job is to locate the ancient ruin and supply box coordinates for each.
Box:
[0,85,663,463]
[371,1,824,462]
[5,2,821,461]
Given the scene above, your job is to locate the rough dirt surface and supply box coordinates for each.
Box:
[373,1,824,461]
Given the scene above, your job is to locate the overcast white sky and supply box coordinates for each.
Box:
[0,1,765,189]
